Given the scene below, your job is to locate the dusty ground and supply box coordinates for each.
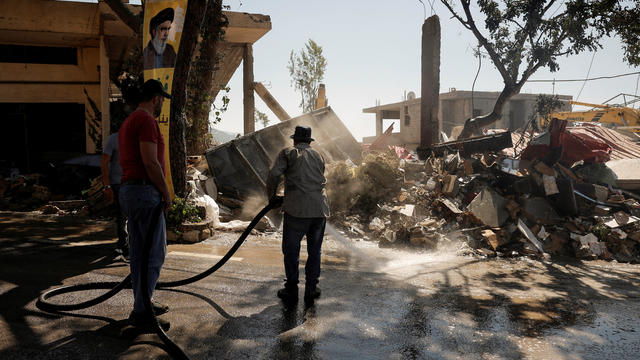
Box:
[1,211,640,359]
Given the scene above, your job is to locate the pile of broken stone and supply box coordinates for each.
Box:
[326,149,640,263]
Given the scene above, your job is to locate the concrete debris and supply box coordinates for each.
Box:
[188,124,640,263]
[319,141,640,262]
[369,217,385,232]
[521,197,561,225]
[468,188,509,228]
[517,219,545,253]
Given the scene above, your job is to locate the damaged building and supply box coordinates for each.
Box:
[0,0,271,176]
[362,89,572,150]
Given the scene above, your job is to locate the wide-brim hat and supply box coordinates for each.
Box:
[290,126,314,142]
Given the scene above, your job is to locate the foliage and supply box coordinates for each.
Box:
[255,108,270,128]
[533,94,564,130]
[439,1,640,139]
[287,39,327,113]
[166,197,202,234]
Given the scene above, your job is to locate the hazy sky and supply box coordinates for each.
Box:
[214,0,638,141]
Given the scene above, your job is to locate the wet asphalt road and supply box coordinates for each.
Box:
[1,211,640,359]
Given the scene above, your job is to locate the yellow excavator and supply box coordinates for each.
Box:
[542,100,640,133]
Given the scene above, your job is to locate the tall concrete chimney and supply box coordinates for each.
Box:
[417,15,441,159]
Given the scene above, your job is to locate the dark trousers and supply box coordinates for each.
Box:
[119,184,166,313]
[282,213,326,290]
[112,184,128,252]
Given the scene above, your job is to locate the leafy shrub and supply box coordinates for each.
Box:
[166,197,202,234]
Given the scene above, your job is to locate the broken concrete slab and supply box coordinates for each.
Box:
[521,197,561,225]
[467,188,509,228]
[605,158,640,190]
[571,232,611,260]
[437,198,463,214]
[517,219,544,253]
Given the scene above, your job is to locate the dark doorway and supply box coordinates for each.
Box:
[0,103,86,174]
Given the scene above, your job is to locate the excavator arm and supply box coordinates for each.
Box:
[543,101,640,132]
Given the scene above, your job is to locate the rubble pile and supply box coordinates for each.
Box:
[327,145,640,263]
[0,174,52,211]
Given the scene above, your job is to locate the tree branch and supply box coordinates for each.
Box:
[458,0,514,84]
[103,0,142,35]
[438,0,471,29]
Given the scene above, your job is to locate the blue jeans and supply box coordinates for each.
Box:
[119,184,166,313]
[282,213,326,290]
[112,184,128,253]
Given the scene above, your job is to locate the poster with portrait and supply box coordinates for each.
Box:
[143,0,187,197]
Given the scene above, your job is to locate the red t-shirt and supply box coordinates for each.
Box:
[118,109,165,182]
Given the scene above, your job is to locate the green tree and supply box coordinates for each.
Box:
[438,1,640,139]
[287,39,327,113]
[255,108,270,128]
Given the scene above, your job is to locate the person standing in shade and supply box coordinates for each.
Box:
[101,128,128,259]
[118,79,172,331]
[266,126,329,305]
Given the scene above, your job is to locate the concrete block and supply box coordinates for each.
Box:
[467,188,509,228]
[522,197,561,224]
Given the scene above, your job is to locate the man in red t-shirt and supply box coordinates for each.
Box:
[118,79,172,332]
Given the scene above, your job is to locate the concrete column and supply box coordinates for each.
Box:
[315,83,326,109]
[419,15,440,148]
[99,35,110,143]
[253,81,290,121]
[243,43,255,134]
[376,110,383,136]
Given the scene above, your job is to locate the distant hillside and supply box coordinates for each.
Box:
[211,128,241,145]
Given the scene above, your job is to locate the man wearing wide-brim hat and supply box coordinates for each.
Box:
[266,125,329,305]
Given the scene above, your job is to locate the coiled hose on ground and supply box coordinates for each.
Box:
[36,201,278,359]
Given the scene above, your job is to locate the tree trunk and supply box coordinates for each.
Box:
[457,84,520,139]
[185,0,225,155]
[170,0,207,198]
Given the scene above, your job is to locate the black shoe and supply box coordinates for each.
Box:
[304,287,321,304]
[277,286,298,301]
[128,311,170,333]
[152,301,169,316]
